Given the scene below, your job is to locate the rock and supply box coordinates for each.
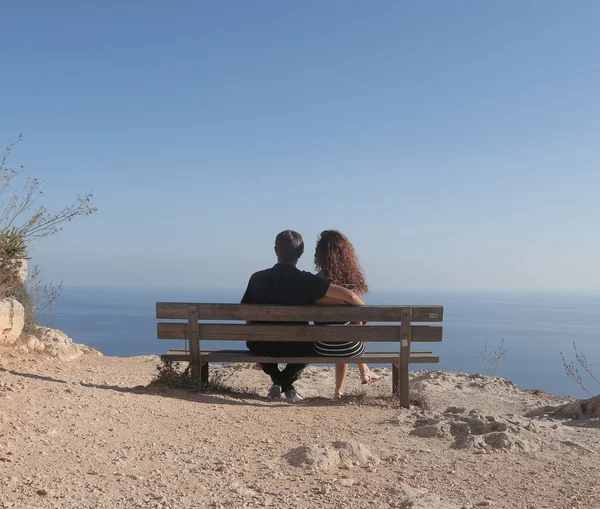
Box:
[410,423,451,439]
[552,396,600,420]
[283,440,380,472]
[23,334,46,352]
[33,326,103,360]
[0,299,25,345]
[410,410,541,453]
[445,406,467,414]
[395,485,461,509]
[528,396,600,420]
[525,405,556,418]
[16,258,28,283]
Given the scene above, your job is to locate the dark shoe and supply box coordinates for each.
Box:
[284,389,304,402]
[268,384,282,399]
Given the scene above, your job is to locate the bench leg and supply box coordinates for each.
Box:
[201,362,209,387]
[398,308,412,408]
[190,363,201,386]
[393,362,410,407]
[399,362,409,409]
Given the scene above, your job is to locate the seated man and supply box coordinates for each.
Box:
[242,230,364,401]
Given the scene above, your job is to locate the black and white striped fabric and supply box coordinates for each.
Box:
[313,322,366,357]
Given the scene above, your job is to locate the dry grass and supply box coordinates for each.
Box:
[149,361,194,389]
[150,361,259,398]
[409,381,431,410]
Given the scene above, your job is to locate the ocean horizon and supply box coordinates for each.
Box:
[40,286,600,399]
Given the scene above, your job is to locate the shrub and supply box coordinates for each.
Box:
[26,265,62,324]
[561,342,599,397]
[479,338,507,376]
[0,135,96,245]
[0,135,96,328]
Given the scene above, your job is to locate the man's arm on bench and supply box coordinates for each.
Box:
[316,284,364,306]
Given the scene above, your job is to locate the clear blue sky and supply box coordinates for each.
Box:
[1,1,598,291]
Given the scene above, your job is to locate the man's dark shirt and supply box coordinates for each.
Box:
[241,263,330,308]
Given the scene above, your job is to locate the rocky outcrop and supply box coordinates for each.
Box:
[16,258,28,283]
[16,327,102,360]
[527,396,600,420]
[404,407,542,453]
[0,298,25,345]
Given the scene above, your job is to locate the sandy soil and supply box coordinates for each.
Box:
[0,353,599,509]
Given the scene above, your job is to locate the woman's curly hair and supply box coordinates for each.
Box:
[314,230,369,295]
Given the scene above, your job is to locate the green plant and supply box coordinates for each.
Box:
[0,231,27,259]
[0,135,96,326]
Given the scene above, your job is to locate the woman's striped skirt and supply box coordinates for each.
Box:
[313,321,365,357]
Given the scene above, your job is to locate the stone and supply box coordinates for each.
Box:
[445,406,467,414]
[410,423,451,439]
[33,326,102,360]
[15,258,28,283]
[283,440,380,472]
[395,485,461,509]
[411,409,541,453]
[0,299,25,345]
[552,397,600,420]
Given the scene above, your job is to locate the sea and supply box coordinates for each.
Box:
[39,287,600,399]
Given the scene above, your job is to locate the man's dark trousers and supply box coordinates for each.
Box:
[246,341,314,392]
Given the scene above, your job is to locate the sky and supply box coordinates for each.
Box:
[1,1,599,292]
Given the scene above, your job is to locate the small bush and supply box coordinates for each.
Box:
[409,382,431,410]
[0,135,96,329]
[479,338,507,376]
[150,361,193,389]
[561,342,600,397]
[26,265,62,323]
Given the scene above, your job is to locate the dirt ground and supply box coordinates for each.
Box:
[1,353,599,509]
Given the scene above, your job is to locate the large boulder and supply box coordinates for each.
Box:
[0,298,25,345]
[551,396,600,420]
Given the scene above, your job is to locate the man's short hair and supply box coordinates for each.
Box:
[275,230,304,263]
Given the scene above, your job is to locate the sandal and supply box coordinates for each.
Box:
[360,371,381,384]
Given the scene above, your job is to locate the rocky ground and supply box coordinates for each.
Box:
[0,353,599,509]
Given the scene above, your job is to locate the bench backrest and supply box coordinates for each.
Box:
[156,303,444,344]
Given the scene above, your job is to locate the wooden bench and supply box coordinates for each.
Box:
[157,303,444,408]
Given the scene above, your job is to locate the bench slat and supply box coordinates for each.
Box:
[161,349,439,364]
[157,323,442,342]
[156,303,444,322]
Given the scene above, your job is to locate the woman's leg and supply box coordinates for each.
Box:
[357,363,381,383]
[357,363,369,382]
[335,363,349,397]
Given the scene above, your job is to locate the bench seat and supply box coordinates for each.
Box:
[161,348,439,364]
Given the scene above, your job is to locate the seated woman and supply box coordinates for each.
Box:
[313,230,380,398]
